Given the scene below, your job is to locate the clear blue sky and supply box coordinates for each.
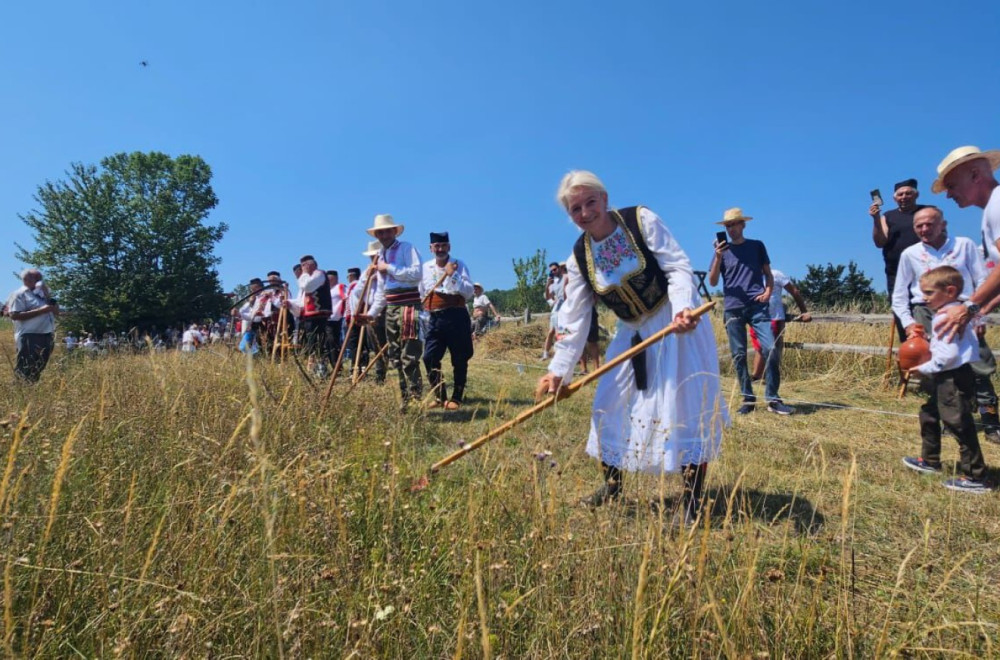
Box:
[2,0,998,296]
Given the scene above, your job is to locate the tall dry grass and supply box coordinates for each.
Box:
[0,316,998,656]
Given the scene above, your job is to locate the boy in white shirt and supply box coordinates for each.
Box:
[902,266,991,493]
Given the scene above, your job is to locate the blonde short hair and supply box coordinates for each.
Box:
[556,170,607,210]
[920,265,963,292]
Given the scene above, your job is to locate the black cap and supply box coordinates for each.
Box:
[266,270,280,277]
[894,178,918,191]
[249,277,263,286]
[429,231,449,244]
[347,267,361,277]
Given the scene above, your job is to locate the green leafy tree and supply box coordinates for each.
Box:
[16,152,229,333]
[511,249,550,314]
[797,261,877,311]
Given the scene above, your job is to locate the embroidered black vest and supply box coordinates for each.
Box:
[572,206,670,322]
[303,269,333,318]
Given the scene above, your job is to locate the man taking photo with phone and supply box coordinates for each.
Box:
[709,208,794,416]
[870,178,928,340]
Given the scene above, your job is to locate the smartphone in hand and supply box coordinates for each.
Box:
[715,231,728,248]
[870,189,883,206]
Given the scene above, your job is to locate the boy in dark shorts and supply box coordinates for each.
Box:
[902,266,992,493]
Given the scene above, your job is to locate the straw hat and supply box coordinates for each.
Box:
[366,213,404,237]
[931,146,1000,193]
[362,240,381,257]
[716,207,754,225]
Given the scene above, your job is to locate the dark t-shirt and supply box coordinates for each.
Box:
[719,239,770,311]
[882,205,927,288]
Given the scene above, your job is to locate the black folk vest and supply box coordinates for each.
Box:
[572,206,670,323]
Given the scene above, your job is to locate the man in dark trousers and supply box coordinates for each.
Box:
[870,178,928,340]
[419,231,475,410]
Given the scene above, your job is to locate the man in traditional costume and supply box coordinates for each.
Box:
[286,255,333,378]
[359,215,424,409]
[420,231,475,409]
[238,277,270,353]
[346,245,386,383]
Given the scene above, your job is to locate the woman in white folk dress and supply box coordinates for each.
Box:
[537,170,729,523]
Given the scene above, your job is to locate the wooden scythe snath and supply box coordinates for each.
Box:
[428,301,716,473]
[321,265,377,414]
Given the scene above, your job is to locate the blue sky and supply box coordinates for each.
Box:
[2,0,998,297]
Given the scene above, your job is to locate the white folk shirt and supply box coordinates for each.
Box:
[418,258,475,302]
[329,283,348,321]
[917,302,979,375]
[981,186,1000,271]
[347,272,379,317]
[8,285,55,343]
[891,236,986,329]
[289,269,327,317]
[768,269,790,321]
[546,207,725,474]
[549,208,698,380]
[239,292,274,324]
[368,240,422,318]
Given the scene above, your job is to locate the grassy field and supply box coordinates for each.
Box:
[1,312,999,657]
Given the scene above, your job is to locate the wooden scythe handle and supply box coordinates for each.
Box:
[430,301,716,472]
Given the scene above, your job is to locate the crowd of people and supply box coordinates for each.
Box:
[6,144,1000,514]
[226,218,498,411]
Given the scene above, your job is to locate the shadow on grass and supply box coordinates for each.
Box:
[647,487,825,535]
[423,406,494,423]
[462,396,536,407]
[785,401,850,416]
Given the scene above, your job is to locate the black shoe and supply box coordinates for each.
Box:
[737,402,755,415]
[984,429,1000,445]
[580,483,622,508]
[580,463,622,508]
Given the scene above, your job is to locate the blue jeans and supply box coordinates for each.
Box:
[724,302,780,402]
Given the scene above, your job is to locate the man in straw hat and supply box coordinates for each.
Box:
[709,208,794,415]
[869,178,928,341]
[358,214,425,409]
[420,231,475,410]
[931,147,1000,339]
[472,283,500,338]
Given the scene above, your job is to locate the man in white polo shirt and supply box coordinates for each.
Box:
[7,268,58,383]
[892,205,1000,444]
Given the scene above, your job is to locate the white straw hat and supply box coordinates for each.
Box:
[362,240,381,256]
[931,146,1000,194]
[366,213,404,237]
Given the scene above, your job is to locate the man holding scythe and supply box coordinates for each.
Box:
[357,214,425,410]
[419,231,475,410]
